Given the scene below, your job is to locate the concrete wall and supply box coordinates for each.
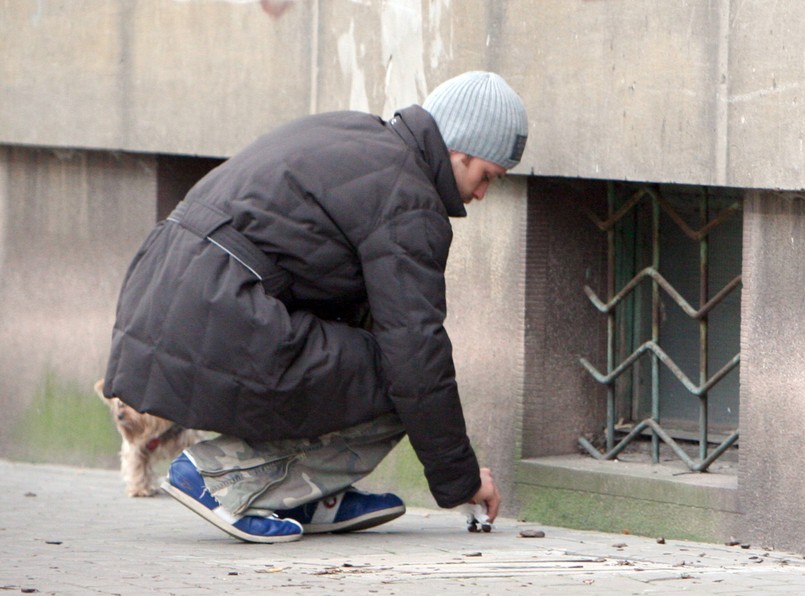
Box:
[4,1,805,188]
[2,0,805,551]
[446,179,528,507]
[0,147,156,463]
[740,191,805,551]
[522,178,608,457]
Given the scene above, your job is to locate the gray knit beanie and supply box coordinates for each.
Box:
[423,71,528,170]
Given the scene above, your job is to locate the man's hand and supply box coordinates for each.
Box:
[469,467,501,522]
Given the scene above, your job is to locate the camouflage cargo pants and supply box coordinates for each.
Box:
[184,412,406,517]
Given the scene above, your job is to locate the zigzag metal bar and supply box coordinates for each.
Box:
[660,197,742,242]
[579,420,652,460]
[579,341,740,397]
[581,187,741,241]
[581,187,649,231]
[578,419,740,472]
[579,182,741,471]
[584,267,742,319]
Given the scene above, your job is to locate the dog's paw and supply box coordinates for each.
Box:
[127,485,158,498]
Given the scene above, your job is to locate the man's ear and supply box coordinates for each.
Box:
[449,151,471,166]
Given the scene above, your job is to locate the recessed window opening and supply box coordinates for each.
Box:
[578,181,742,471]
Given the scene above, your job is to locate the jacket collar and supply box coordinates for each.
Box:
[390,105,467,218]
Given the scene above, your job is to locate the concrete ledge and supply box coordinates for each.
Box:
[516,456,742,543]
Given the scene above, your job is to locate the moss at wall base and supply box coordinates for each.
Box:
[516,457,743,544]
[6,372,119,468]
[358,436,437,509]
[518,485,728,542]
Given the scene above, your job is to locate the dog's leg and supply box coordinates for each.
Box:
[121,440,157,497]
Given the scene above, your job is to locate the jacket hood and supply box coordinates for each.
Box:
[391,105,467,218]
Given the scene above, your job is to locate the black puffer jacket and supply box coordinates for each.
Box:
[104,105,480,507]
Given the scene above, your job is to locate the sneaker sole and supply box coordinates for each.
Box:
[303,505,406,534]
[161,481,302,544]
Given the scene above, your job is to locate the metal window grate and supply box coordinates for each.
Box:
[577,183,741,471]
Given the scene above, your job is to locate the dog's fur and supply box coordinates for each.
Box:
[94,379,204,497]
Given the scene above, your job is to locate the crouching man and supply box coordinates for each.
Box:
[102,71,528,542]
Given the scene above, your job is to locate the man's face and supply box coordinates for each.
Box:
[449,152,508,204]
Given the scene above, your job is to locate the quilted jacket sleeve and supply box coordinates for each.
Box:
[358,208,481,508]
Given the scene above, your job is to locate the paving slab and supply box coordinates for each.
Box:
[1,459,803,595]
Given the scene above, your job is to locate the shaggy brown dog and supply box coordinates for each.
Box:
[94,380,204,497]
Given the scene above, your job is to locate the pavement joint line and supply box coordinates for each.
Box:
[2,458,803,594]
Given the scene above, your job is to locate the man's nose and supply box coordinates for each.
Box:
[474,184,488,201]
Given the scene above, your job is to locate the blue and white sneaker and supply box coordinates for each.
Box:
[161,453,302,544]
[275,487,405,534]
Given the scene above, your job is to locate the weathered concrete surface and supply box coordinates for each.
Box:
[0,147,155,463]
[3,459,804,595]
[4,1,805,188]
[446,177,528,509]
[521,178,608,458]
[517,455,741,545]
[740,191,805,552]
[0,0,312,156]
